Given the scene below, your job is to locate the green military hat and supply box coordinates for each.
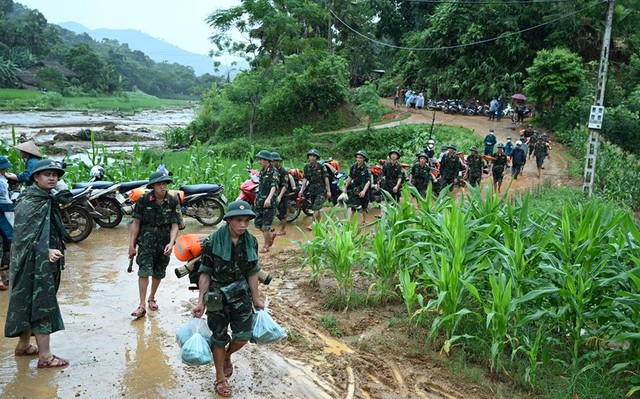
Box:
[146,170,173,188]
[270,152,282,161]
[441,145,448,151]
[469,146,479,153]
[30,159,65,181]
[388,149,401,158]
[447,144,457,151]
[224,200,256,220]
[255,150,272,161]
[497,143,506,149]
[417,152,428,159]
[355,150,368,161]
[0,156,12,170]
[307,149,320,157]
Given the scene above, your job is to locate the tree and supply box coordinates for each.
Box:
[357,82,387,130]
[35,66,66,92]
[524,48,586,110]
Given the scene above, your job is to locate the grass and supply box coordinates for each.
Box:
[318,315,344,338]
[0,89,191,112]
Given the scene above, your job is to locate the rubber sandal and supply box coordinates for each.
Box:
[148,299,159,311]
[274,230,286,236]
[259,247,269,253]
[223,360,233,378]
[0,282,7,291]
[131,306,146,319]
[37,355,69,369]
[15,345,39,356]
[215,379,232,397]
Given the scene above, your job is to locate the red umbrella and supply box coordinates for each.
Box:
[512,93,526,100]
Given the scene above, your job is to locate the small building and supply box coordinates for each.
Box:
[15,61,77,89]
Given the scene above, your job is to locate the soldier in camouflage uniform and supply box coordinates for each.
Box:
[129,170,182,318]
[491,143,509,193]
[440,144,461,193]
[299,149,331,231]
[192,200,265,398]
[534,134,550,178]
[466,146,484,188]
[343,150,371,224]
[270,152,290,236]
[409,152,431,199]
[5,160,71,368]
[254,150,279,253]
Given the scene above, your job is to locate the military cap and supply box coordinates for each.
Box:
[497,143,506,149]
[306,149,320,157]
[255,150,272,161]
[469,146,479,153]
[270,152,282,161]
[30,159,65,181]
[146,171,173,188]
[224,200,256,220]
[388,149,401,158]
[355,150,369,161]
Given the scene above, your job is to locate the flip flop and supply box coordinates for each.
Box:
[274,230,286,236]
[259,247,269,253]
[223,360,233,378]
[148,299,159,311]
[0,282,7,291]
[215,379,232,397]
[15,345,39,356]
[37,355,69,369]
[131,306,146,319]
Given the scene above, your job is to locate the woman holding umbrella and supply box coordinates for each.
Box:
[512,93,527,123]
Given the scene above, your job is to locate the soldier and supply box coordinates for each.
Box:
[528,131,538,160]
[191,200,265,398]
[534,134,550,178]
[409,152,431,199]
[466,146,483,187]
[484,129,497,156]
[5,160,70,368]
[440,144,460,192]
[343,150,371,224]
[523,124,535,140]
[253,150,279,253]
[377,149,404,217]
[129,170,182,319]
[299,149,331,231]
[492,143,509,193]
[270,152,289,236]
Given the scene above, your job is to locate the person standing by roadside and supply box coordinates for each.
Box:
[270,152,289,237]
[379,149,404,214]
[343,150,371,225]
[415,93,425,110]
[466,147,483,188]
[491,144,509,193]
[253,150,279,253]
[5,141,43,187]
[440,144,460,193]
[299,149,331,231]
[393,87,400,108]
[484,129,497,156]
[488,97,498,121]
[409,152,431,199]
[5,160,71,368]
[191,200,265,398]
[129,170,182,319]
[0,156,14,291]
[511,141,526,180]
[496,96,504,122]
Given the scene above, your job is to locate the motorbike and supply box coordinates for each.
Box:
[59,187,96,243]
[236,168,260,203]
[178,184,227,226]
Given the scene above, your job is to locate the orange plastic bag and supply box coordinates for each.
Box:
[174,234,208,261]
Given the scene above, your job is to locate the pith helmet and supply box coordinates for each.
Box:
[307,149,320,158]
[146,171,173,188]
[469,146,479,153]
[417,152,428,159]
[0,156,11,170]
[30,159,65,181]
[447,144,457,151]
[355,150,369,161]
[255,150,272,161]
[270,152,282,161]
[497,143,506,149]
[388,149,401,158]
[224,200,256,220]
[15,140,42,158]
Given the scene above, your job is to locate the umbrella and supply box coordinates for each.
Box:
[512,93,526,101]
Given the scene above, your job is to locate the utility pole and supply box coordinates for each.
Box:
[582,0,615,196]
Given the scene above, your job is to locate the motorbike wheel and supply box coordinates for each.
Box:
[93,197,123,228]
[62,205,94,243]
[193,197,225,226]
[302,201,314,216]
[286,201,301,223]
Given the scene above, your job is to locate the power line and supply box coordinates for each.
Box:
[403,0,572,4]
[330,1,602,51]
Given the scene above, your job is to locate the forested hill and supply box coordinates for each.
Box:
[0,0,225,98]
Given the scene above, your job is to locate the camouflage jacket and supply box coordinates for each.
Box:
[274,165,290,195]
[492,153,509,170]
[199,228,261,286]
[381,161,404,190]
[410,163,431,187]
[441,154,461,180]
[348,163,370,191]
[534,140,548,157]
[467,154,484,177]
[303,163,329,196]
[256,164,279,207]
[133,191,182,245]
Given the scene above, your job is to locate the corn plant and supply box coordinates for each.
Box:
[398,267,418,319]
[364,227,400,303]
[512,325,546,389]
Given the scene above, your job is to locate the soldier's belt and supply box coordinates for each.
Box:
[141,225,171,232]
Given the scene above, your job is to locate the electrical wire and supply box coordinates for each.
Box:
[403,0,573,5]
[330,1,602,51]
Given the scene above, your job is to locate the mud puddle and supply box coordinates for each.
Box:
[0,215,335,399]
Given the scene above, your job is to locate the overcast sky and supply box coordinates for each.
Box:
[17,0,239,55]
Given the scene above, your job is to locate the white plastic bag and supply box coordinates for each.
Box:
[176,317,212,347]
[251,297,287,345]
[180,332,212,366]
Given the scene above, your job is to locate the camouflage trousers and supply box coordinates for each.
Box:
[136,231,171,279]
[206,279,254,347]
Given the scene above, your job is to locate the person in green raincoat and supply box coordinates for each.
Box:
[4,159,71,369]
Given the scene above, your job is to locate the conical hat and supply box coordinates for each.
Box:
[14,141,42,158]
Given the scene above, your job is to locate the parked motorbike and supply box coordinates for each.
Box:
[60,187,96,243]
[236,168,260,203]
[178,184,227,226]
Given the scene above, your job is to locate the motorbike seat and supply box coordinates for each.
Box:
[180,184,223,196]
[73,181,115,190]
[119,180,149,193]
[70,188,89,196]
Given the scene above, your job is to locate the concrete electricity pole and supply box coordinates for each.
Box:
[582,0,616,196]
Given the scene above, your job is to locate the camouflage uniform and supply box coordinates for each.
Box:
[440,154,460,191]
[274,165,289,221]
[466,154,484,187]
[534,138,548,168]
[528,133,538,157]
[381,161,404,201]
[409,163,430,197]
[133,191,182,279]
[347,162,370,209]
[303,163,329,211]
[5,185,68,337]
[492,152,509,183]
[254,164,279,231]
[199,226,261,346]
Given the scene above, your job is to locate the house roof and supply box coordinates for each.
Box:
[25,61,77,78]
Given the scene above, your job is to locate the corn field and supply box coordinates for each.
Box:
[299,185,640,397]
